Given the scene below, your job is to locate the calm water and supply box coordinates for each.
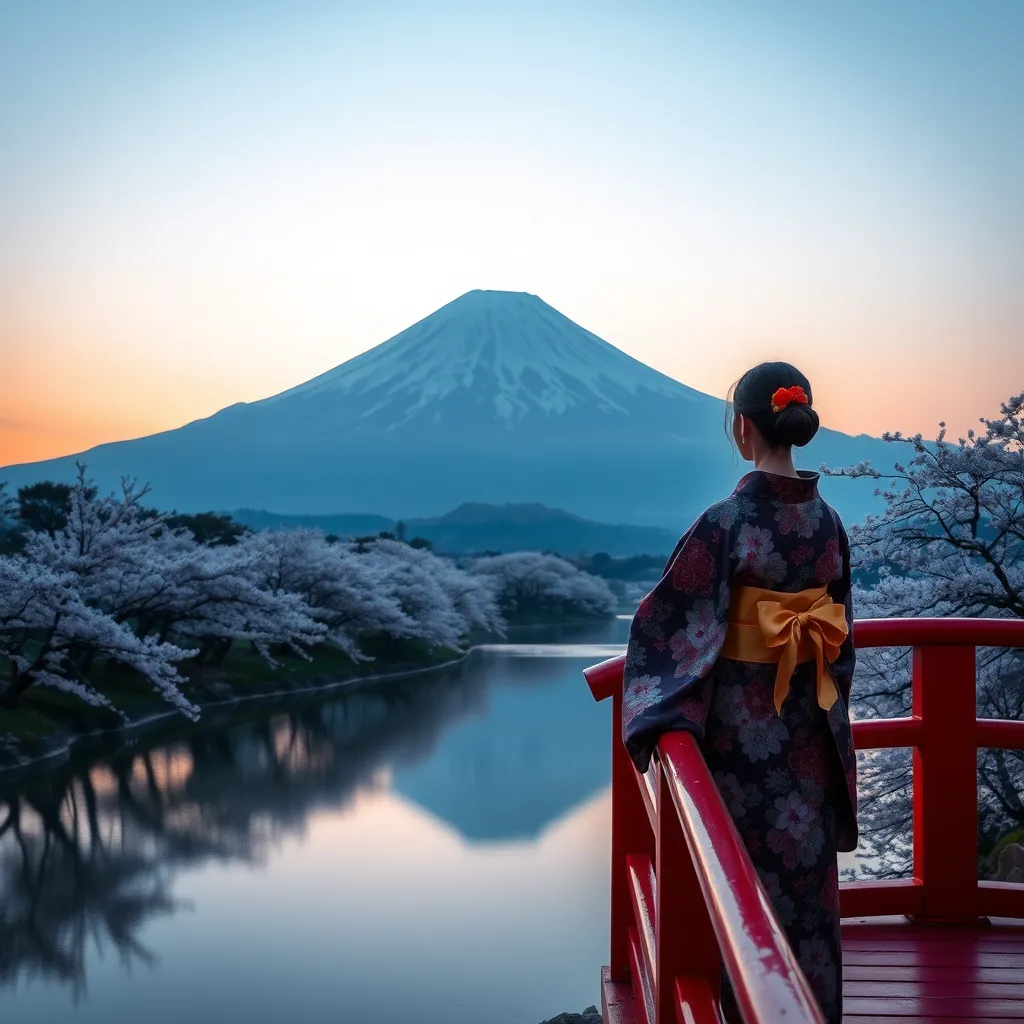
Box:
[0,619,632,1024]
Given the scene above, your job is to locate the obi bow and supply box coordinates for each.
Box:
[721,584,850,715]
[757,593,848,714]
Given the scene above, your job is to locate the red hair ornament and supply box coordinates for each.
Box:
[770,385,809,414]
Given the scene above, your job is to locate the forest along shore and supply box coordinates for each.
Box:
[1,472,628,780]
[0,618,625,780]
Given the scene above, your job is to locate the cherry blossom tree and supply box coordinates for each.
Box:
[24,470,182,639]
[239,529,413,659]
[0,471,211,716]
[152,538,328,668]
[357,538,504,650]
[823,392,1024,874]
[0,556,199,719]
[22,467,327,670]
[373,539,505,638]
[469,551,617,622]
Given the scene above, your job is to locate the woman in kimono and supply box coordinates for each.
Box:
[622,361,857,1024]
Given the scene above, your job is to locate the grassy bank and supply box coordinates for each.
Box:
[0,634,468,764]
[0,611,620,775]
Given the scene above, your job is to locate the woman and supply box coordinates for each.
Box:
[622,361,857,1024]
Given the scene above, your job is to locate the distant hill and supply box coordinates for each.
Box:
[228,509,395,537]
[228,502,681,558]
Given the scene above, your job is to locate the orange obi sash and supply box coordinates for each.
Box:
[720,585,848,715]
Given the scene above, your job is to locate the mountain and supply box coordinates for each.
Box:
[228,502,681,557]
[227,509,395,538]
[406,502,679,555]
[0,289,891,528]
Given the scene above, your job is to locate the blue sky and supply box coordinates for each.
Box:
[2,1,1022,462]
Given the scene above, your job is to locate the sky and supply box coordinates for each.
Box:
[1,0,1022,466]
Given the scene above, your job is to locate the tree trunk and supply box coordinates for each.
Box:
[211,637,233,665]
[193,636,218,666]
[0,671,35,709]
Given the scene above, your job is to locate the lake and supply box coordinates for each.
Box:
[0,618,633,1024]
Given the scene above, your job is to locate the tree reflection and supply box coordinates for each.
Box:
[0,777,181,1001]
[0,664,481,999]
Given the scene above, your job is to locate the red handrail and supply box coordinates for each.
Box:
[584,653,628,702]
[659,731,826,1024]
[853,616,1024,648]
[586,616,1024,1024]
[584,616,1024,700]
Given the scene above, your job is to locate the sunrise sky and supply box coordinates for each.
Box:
[2,0,1022,466]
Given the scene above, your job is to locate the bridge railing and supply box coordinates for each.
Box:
[584,617,1024,1024]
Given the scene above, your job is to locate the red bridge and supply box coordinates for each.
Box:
[584,618,1024,1024]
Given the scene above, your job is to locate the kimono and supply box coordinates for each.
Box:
[622,469,856,1024]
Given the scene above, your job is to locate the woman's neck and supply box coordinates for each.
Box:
[753,449,799,477]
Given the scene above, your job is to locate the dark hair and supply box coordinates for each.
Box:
[725,361,820,449]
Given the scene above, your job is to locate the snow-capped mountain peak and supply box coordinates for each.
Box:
[264,290,703,427]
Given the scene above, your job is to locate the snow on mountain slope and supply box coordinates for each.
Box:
[263,290,707,429]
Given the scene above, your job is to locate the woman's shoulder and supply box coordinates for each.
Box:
[694,485,849,546]
[660,496,741,571]
[818,496,849,535]
[697,490,760,533]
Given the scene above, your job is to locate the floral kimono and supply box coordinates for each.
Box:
[622,469,856,1024]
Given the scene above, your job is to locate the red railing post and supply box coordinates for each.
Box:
[610,689,655,980]
[912,644,980,920]
[655,758,719,1023]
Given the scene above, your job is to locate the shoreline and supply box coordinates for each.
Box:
[0,651,474,783]
[0,615,626,784]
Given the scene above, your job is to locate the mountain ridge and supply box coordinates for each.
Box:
[227,501,681,558]
[413,501,590,526]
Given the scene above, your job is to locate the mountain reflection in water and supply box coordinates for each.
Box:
[0,618,629,1024]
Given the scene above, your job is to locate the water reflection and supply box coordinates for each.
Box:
[0,787,181,999]
[0,619,626,1023]
[0,667,477,997]
[391,647,611,842]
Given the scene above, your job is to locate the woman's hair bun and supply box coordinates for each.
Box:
[773,402,820,447]
[725,360,820,450]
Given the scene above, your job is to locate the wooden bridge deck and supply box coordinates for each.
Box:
[842,917,1024,1023]
[601,917,1024,1024]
